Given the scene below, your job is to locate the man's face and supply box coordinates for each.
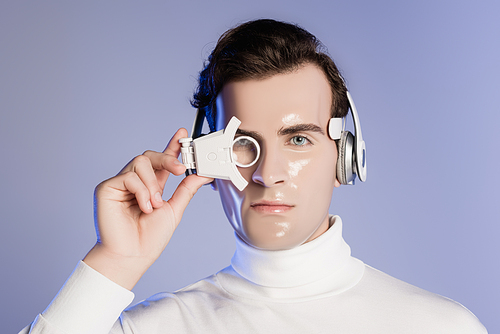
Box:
[215,64,340,250]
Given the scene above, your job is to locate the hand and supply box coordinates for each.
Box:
[83,128,213,289]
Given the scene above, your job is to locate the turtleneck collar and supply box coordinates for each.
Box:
[215,215,365,302]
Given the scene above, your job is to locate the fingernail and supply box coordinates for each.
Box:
[155,192,162,203]
[146,200,152,211]
[174,160,183,166]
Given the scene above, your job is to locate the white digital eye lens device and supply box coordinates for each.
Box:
[232,135,260,168]
[179,116,260,191]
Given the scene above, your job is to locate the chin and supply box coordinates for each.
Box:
[244,237,300,250]
[239,220,314,250]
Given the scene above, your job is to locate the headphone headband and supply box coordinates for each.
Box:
[346,91,367,182]
[191,109,205,139]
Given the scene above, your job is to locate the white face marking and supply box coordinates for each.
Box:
[275,222,291,238]
[282,113,302,126]
[288,159,310,178]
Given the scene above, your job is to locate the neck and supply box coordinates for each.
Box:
[215,215,365,301]
[303,213,331,244]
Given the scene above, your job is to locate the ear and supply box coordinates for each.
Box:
[210,179,219,191]
[334,178,341,188]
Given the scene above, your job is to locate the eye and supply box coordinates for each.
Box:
[290,135,310,146]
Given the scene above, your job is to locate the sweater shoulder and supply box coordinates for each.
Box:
[118,274,228,332]
[122,274,225,317]
[358,265,486,333]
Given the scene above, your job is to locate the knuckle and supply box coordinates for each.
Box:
[94,181,104,195]
[133,154,151,165]
[121,170,139,183]
[122,170,136,178]
[94,177,111,194]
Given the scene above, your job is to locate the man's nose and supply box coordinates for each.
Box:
[251,146,289,187]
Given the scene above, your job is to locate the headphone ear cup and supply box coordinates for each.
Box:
[336,131,355,185]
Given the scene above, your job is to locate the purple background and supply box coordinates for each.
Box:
[2,1,498,332]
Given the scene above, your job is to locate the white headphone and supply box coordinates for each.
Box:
[328,91,367,185]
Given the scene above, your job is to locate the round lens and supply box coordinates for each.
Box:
[232,136,260,168]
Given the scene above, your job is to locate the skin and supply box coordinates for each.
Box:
[215,64,341,250]
[82,63,340,290]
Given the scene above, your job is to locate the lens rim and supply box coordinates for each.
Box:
[232,135,260,168]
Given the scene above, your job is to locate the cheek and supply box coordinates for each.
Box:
[318,143,338,184]
[236,165,256,182]
[216,179,244,230]
[291,148,337,186]
[294,149,338,211]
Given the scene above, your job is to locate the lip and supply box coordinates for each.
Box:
[250,200,294,214]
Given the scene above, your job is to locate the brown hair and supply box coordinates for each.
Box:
[191,19,349,131]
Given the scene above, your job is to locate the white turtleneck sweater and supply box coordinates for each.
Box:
[21,216,486,334]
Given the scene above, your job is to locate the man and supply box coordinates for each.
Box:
[22,19,486,333]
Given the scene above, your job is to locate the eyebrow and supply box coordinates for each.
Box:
[236,123,325,141]
[278,123,325,136]
[236,129,264,142]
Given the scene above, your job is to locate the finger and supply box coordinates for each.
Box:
[119,128,188,176]
[129,155,165,208]
[163,128,188,156]
[146,128,189,188]
[142,150,186,192]
[142,150,186,176]
[121,171,154,214]
[167,174,214,225]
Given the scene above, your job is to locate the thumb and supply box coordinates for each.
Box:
[167,174,214,225]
